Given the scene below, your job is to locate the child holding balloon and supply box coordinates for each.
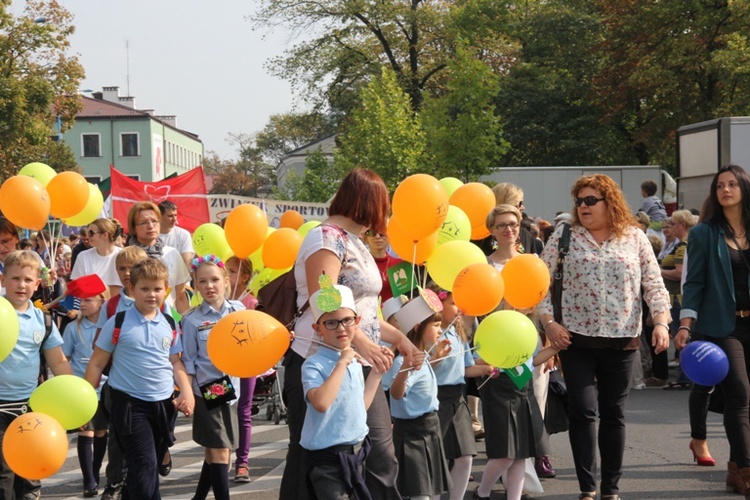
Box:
[384,289,452,500]
[62,292,109,497]
[427,283,494,500]
[0,250,72,499]
[181,255,245,500]
[225,255,258,483]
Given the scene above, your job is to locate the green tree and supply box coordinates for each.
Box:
[205,134,276,197]
[0,0,84,180]
[421,43,507,181]
[254,111,337,165]
[274,147,341,202]
[335,68,426,191]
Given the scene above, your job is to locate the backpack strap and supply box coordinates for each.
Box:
[112,310,127,345]
[41,312,53,348]
[162,311,178,345]
[38,312,54,382]
[106,294,121,320]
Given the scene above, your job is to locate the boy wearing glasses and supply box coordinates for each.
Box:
[301,283,385,499]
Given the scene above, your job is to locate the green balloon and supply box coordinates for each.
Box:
[0,296,19,363]
[439,177,464,198]
[298,220,321,238]
[437,205,472,245]
[192,223,233,263]
[425,240,486,291]
[475,310,537,369]
[29,374,98,430]
[19,162,56,187]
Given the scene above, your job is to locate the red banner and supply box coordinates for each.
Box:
[110,166,209,234]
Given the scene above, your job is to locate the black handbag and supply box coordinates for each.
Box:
[545,370,569,434]
[551,223,571,323]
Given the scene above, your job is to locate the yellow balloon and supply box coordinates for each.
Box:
[249,227,275,273]
[19,162,56,187]
[437,205,472,245]
[475,310,537,369]
[64,184,104,227]
[192,224,233,262]
[298,220,321,238]
[425,240,487,291]
[439,177,464,198]
[0,296,19,363]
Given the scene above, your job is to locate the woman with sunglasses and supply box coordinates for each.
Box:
[363,228,402,302]
[539,174,671,500]
[280,168,420,500]
[70,219,124,299]
[676,164,750,496]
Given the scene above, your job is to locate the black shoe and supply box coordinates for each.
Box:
[159,452,172,477]
[101,483,123,500]
[83,488,98,497]
[473,487,490,500]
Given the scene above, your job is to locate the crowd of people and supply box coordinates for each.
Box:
[2,167,750,500]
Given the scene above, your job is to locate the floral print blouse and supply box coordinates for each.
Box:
[538,224,670,338]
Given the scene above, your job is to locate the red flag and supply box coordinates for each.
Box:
[110,166,209,234]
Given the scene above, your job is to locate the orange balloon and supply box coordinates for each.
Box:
[263,228,303,269]
[450,183,496,231]
[0,176,50,230]
[392,174,449,240]
[225,204,269,259]
[388,216,438,265]
[501,254,551,309]
[46,171,89,218]
[3,412,67,480]
[453,263,505,316]
[207,310,291,377]
[471,224,490,240]
[280,210,304,230]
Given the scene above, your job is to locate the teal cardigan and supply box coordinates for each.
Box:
[681,221,750,338]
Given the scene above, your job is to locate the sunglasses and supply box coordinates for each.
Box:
[319,316,357,330]
[575,196,605,207]
[86,230,100,237]
[365,229,385,238]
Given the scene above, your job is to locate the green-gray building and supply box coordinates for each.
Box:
[63,86,204,183]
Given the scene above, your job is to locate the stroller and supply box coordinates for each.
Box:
[252,366,287,425]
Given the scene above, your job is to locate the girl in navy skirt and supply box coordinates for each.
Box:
[182,255,245,500]
[474,340,559,500]
[427,284,494,500]
[384,290,452,500]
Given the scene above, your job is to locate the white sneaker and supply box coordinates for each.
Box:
[668,360,680,368]
[632,383,646,390]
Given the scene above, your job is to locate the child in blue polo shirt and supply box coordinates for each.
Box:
[384,289,452,500]
[182,255,244,500]
[301,281,386,500]
[63,292,109,497]
[84,258,194,500]
[92,245,147,499]
[0,250,72,499]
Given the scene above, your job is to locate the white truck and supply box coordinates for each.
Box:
[480,166,677,223]
[677,117,750,212]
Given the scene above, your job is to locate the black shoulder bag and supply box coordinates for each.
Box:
[551,223,571,324]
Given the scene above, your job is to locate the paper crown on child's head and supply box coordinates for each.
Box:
[381,295,408,322]
[309,273,357,321]
[393,288,443,333]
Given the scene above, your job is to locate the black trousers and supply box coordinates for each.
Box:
[559,345,636,496]
[686,333,714,441]
[706,319,750,467]
[279,350,401,500]
[101,383,127,487]
[0,400,41,500]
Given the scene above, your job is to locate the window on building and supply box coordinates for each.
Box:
[121,133,139,157]
[81,134,100,158]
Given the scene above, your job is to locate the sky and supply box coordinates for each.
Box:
[12,0,300,160]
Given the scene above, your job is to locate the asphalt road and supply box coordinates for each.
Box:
[40,386,732,499]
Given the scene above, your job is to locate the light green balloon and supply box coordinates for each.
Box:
[438,205,472,245]
[298,220,321,238]
[19,162,56,187]
[29,374,98,429]
[439,177,464,198]
[475,310,537,369]
[425,240,486,291]
[0,296,19,363]
[192,223,233,262]
[248,265,290,295]
[249,227,276,273]
[64,183,104,227]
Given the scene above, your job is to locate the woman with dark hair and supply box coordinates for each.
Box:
[539,174,670,500]
[280,168,420,500]
[0,218,20,276]
[676,164,750,496]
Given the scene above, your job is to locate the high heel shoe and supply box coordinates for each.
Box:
[689,441,716,466]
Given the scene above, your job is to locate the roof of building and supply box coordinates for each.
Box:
[76,96,202,141]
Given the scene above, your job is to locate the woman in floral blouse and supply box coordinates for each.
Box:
[538,174,671,500]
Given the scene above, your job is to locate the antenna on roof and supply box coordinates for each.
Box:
[126,40,130,97]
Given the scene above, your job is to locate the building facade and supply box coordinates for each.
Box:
[275,134,336,189]
[62,86,203,183]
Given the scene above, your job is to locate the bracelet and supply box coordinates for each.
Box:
[654,321,670,331]
[544,319,555,328]
[678,325,692,333]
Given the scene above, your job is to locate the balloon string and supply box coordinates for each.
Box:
[231,270,240,301]
[425,316,459,356]
[476,369,499,391]
[410,242,417,299]
[398,346,478,373]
